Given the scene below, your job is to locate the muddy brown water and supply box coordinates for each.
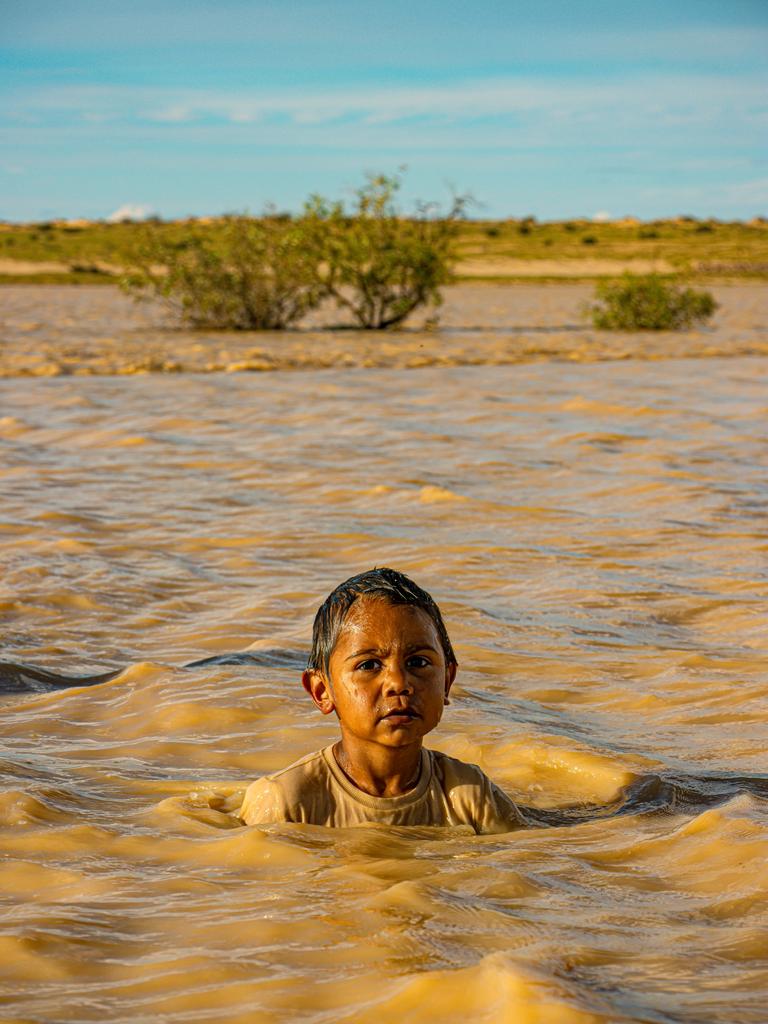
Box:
[1,282,767,377]
[0,284,766,1022]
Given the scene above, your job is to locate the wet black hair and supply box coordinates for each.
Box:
[307,567,457,674]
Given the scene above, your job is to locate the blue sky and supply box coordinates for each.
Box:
[2,0,767,221]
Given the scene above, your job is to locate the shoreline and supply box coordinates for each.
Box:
[2,256,767,288]
[2,270,767,288]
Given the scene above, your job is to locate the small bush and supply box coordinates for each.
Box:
[588,275,718,330]
[581,234,598,245]
[121,213,325,329]
[305,173,468,329]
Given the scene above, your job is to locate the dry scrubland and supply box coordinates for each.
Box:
[0,215,767,285]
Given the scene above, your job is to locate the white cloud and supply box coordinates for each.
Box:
[107,203,155,222]
[592,211,611,222]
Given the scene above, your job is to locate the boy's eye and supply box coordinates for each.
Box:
[407,655,431,669]
[355,658,381,671]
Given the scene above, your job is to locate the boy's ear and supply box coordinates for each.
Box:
[444,661,457,705]
[302,669,336,715]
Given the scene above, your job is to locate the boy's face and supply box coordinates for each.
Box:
[303,596,455,751]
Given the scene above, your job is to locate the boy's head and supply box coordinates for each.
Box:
[303,568,457,749]
[306,567,456,675]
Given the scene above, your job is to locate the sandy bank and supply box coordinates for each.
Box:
[0,282,766,379]
[0,255,680,280]
[455,256,675,277]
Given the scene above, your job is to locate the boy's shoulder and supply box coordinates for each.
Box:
[239,747,333,825]
[428,748,524,831]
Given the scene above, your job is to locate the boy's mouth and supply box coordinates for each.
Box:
[381,707,420,722]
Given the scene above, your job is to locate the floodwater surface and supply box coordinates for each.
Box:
[0,303,767,1021]
[1,282,767,377]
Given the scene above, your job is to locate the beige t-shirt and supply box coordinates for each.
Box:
[238,745,523,834]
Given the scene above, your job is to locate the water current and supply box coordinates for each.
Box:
[1,286,767,1022]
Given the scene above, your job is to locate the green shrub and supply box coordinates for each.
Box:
[581,234,598,245]
[120,175,466,331]
[120,213,324,329]
[304,173,467,329]
[588,275,718,330]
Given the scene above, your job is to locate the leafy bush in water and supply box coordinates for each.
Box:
[588,275,717,330]
[305,174,467,329]
[121,214,324,329]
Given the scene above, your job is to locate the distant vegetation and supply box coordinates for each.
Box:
[1,206,766,298]
[119,174,466,330]
[588,275,718,331]
[304,174,467,329]
[122,212,324,329]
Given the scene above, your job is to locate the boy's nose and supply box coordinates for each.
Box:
[383,664,412,694]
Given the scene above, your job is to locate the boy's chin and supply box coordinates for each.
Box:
[375,722,432,744]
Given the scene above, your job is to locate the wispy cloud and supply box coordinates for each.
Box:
[4,73,766,133]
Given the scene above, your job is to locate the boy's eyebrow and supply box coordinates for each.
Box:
[344,647,381,661]
[344,642,440,662]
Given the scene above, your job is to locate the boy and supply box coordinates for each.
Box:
[238,568,523,833]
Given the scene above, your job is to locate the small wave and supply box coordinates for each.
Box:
[0,647,307,694]
[526,770,768,827]
[0,661,121,695]
[184,648,307,670]
[336,949,606,1023]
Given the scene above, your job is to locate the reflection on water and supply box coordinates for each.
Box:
[1,352,767,1022]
